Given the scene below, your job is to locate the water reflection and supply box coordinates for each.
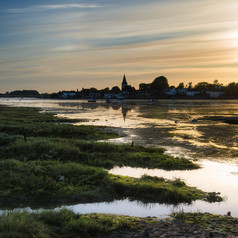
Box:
[1,98,238,158]
[56,101,132,121]
[1,98,238,217]
[0,198,230,218]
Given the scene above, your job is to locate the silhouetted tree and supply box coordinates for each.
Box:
[194,82,214,91]
[225,82,238,97]
[139,83,150,91]
[100,87,110,94]
[187,82,193,89]
[150,76,169,92]
[177,82,184,89]
[110,86,120,94]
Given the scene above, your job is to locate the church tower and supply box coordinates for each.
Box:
[121,74,128,90]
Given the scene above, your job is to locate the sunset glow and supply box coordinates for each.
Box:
[0,0,238,92]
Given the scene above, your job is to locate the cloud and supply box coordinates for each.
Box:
[7,4,103,13]
[1,0,238,92]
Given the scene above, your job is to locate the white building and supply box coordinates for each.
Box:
[206,91,224,98]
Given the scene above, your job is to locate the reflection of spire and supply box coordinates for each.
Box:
[121,104,131,121]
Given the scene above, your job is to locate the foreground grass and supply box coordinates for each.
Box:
[172,212,238,236]
[0,105,221,206]
[0,135,199,170]
[0,209,141,238]
[0,160,217,206]
[0,210,237,238]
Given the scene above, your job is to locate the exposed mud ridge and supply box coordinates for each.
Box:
[202,116,238,125]
[107,216,236,238]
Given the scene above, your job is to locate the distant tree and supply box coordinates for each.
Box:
[110,86,120,94]
[187,82,193,89]
[9,90,40,97]
[212,79,223,89]
[194,82,211,91]
[150,76,169,92]
[50,93,59,99]
[177,82,184,89]
[89,87,98,92]
[100,87,110,94]
[123,85,136,92]
[139,83,150,91]
[225,82,238,97]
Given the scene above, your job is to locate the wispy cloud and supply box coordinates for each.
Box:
[1,0,238,92]
[7,4,102,13]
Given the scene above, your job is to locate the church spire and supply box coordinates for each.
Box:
[122,74,127,84]
[121,74,128,90]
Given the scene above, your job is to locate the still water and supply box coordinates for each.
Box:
[1,98,238,217]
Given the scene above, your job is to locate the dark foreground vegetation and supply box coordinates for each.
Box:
[0,105,226,236]
[0,159,217,206]
[0,210,237,238]
[0,209,141,238]
[0,105,222,205]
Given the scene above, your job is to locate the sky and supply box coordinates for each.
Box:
[0,0,238,93]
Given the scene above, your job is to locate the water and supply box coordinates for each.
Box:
[0,98,238,217]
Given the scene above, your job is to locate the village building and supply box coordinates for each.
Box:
[121,75,136,98]
[206,91,224,98]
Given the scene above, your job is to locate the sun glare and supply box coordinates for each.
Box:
[228,31,238,47]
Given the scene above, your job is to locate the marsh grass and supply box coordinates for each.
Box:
[0,136,199,170]
[0,160,111,204]
[0,106,119,140]
[0,209,141,238]
[110,174,205,204]
[0,160,212,205]
[0,105,199,170]
[0,105,219,206]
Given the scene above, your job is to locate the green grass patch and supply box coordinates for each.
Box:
[0,105,219,206]
[172,212,238,236]
[0,160,111,205]
[0,209,142,238]
[0,106,119,140]
[2,210,237,238]
[110,174,207,204]
[0,105,199,170]
[0,136,199,170]
[0,160,215,206]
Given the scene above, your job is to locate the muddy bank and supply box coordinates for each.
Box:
[108,212,238,238]
[202,116,238,125]
[0,210,237,238]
